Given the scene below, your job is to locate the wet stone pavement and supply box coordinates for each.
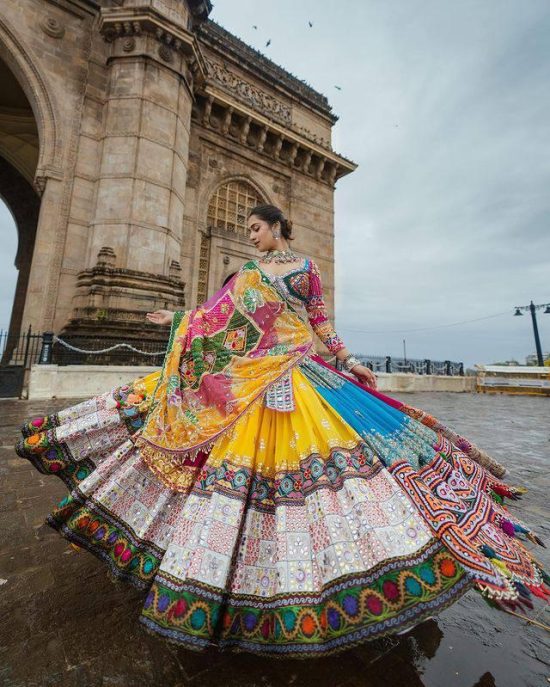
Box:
[0,392,549,687]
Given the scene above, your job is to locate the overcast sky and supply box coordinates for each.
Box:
[2,0,549,367]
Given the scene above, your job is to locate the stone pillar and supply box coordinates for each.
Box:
[62,2,210,339]
[90,18,195,275]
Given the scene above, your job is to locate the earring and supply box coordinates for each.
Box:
[271,223,281,240]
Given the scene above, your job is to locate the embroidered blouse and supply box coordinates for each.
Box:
[255,257,346,356]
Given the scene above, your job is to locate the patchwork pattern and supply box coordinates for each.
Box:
[389,446,544,599]
[141,542,468,655]
[264,372,295,412]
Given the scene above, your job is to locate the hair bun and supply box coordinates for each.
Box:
[248,204,294,240]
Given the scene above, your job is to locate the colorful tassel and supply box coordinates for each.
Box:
[481,544,498,559]
[492,559,512,577]
[502,595,533,612]
[512,486,528,496]
[491,484,521,500]
[489,490,504,505]
[513,523,529,534]
[500,519,516,537]
[526,584,549,601]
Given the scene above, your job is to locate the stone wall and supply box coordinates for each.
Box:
[27,365,476,400]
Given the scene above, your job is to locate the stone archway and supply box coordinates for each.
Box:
[197,178,268,303]
[0,16,59,185]
[0,55,41,362]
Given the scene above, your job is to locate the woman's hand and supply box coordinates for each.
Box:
[350,364,377,389]
[146,309,175,326]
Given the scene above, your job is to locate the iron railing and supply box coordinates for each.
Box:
[0,327,43,368]
[337,355,464,376]
[47,334,168,367]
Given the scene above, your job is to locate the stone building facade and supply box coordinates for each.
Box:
[0,0,355,351]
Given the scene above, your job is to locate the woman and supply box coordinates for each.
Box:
[16,204,548,657]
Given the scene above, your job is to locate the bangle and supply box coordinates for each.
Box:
[342,354,361,372]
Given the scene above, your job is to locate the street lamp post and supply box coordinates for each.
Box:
[514,301,550,366]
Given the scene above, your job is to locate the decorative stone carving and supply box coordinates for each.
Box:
[33,175,47,197]
[121,37,136,52]
[102,20,143,42]
[272,136,283,159]
[221,107,233,135]
[257,126,267,153]
[96,246,116,267]
[194,93,353,186]
[199,21,335,122]
[315,157,326,180]
[40,16,65,39]
[158,44,173,62]
[301,149,312,173]
[98,10,208,84]
[202,95,213,126]
[240,116,251,145]
[169,259,182,278]
[64,263,185,340]
[206,58,291,127]
[288,141,299,166]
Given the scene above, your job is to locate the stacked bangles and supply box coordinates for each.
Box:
[342,353,361,372]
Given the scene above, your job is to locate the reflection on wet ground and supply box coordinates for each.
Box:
[0,393,548,686]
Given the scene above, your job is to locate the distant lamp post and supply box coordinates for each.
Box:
[513,300,550,366]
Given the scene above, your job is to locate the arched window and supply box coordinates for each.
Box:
[206,180,263,236]
[197,180,265,304]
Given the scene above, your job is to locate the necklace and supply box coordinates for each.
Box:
[259,249,299,264]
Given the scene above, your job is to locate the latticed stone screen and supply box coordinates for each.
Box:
[206,180,263,235]
[196,232,211,305]
[197,180,264,303]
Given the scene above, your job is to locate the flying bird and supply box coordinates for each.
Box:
[308,21,313,27]
[266,39,271,47]
[334,85,342,90]
[252,25,257,29]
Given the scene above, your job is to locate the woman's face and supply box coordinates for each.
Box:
[247,214,280,252]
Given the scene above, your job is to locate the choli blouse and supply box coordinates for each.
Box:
[254,257,346,356]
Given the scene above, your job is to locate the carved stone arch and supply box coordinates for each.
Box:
[0,17,63,356]
[0,15,62,190]
[196,176,270,303]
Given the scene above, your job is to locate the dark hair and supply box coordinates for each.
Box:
[248,204,294,241]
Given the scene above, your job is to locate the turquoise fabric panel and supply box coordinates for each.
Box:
[313,377,408,438]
